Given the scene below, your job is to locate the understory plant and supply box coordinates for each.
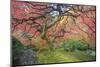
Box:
[61,39,88,51]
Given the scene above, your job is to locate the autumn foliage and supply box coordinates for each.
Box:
[12,1,96,50]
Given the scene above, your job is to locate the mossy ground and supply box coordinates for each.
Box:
[37,48,95,64]
[12,37,96,65]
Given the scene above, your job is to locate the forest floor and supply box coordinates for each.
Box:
[12,37,96,65]
[37,48,96,64]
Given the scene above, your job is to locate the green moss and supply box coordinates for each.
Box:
[37,50,79,64]
[37,48,95,64]
[12,37,95,65]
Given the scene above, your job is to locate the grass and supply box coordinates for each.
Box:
[37,48,95,64]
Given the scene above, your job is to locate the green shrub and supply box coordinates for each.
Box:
[12,37,25,65]
[12,37,38,65]
[61,39,88,51]
[26,45,39,51]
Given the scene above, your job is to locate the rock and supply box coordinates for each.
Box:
[19,49,38,65]
[85,49,96,56]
